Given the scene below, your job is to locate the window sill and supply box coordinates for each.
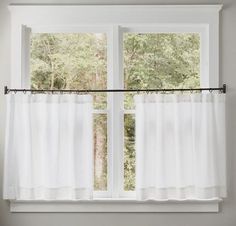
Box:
[10,199,222,213]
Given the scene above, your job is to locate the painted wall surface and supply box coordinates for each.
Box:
[0,0,236,225]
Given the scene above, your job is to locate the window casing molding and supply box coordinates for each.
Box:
[8,4,223,212]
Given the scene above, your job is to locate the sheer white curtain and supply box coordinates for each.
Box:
[135,93,226,200]
[4,93,93,200]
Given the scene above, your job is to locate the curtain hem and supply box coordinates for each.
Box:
[4,187,93,200]
[136,186,226,200]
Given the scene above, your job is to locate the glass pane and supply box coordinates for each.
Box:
[30,33,108,191]
[123,33,200,109]
[123,33,200,191]
[30,33,107,109]
[94,114,107,191]
[124,114,135,191]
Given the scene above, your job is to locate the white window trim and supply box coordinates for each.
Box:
[8,4,223,212]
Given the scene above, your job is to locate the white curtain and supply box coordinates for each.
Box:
[135,93,226,200]
[4,93,93,200]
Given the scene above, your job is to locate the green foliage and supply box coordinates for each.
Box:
[124,115,135,190]
[94,114,107,191]
[31,33,107,109]
[124,33,200,109]
[30,32,200,191]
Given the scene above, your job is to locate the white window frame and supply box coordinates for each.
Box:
[8,4,222,212]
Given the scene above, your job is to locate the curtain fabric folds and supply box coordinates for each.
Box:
[4,94,93,200]
[135,93,226,200]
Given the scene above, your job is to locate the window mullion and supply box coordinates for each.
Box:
[107,25,124,198]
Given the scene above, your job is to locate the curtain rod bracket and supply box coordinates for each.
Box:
[4,86,8,95]
[223,84,226,93]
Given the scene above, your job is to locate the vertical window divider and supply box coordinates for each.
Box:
[107,25,124,198]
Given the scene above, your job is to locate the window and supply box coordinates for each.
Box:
[8,4,222,212]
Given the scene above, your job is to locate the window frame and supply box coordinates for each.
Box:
[8,4,222,212]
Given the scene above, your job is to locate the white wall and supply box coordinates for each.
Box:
[1,0,236,225]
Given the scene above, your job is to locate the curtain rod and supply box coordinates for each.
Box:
[4,84,226,95]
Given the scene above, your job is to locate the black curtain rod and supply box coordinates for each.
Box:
[4,84,226,95]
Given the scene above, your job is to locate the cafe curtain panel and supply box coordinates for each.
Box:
[4,93,93,200]
[135,93,226,200]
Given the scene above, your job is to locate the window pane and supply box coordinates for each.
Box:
[123,33,200,109]
[94,114,107,191]
[123,33,200,191]
[124,114,135,191]
[30,33,107,109]
[30,33,108,191]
